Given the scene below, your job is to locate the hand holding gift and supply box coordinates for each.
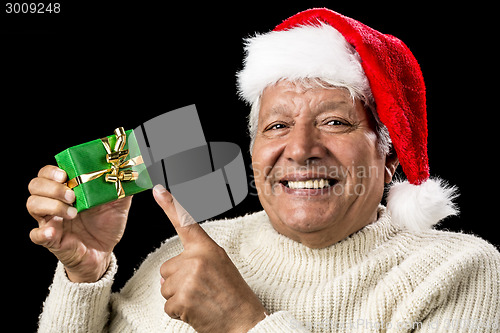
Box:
[27,165,133,282]
[27,127,152,282]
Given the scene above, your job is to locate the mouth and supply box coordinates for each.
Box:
[280,178,336,189]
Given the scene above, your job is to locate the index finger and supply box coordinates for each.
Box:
[38,165,67,183]
[153,184,211,247]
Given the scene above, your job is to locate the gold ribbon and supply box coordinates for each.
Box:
[67,127,144,199]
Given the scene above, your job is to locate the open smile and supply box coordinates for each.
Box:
[277,174,339,196]
[281,178,334,189]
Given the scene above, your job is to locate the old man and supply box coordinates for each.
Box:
[27,8,499,332]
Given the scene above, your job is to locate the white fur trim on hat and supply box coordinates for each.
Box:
[386,178,459,232]
[237,23,371,104]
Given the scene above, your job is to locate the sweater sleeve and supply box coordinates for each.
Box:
[416,240,500,333]
[248,311,311,333]
[37,254,117,333]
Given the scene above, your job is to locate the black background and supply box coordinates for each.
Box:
[3,1,497,331]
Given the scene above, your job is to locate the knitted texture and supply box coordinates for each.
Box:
[38,207,500,332]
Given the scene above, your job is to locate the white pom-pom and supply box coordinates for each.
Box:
[386,178,459,232]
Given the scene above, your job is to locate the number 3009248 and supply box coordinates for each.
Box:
[5,3,60,14]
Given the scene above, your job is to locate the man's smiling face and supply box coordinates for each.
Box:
[251,80,394,248]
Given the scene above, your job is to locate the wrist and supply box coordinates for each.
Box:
[228,304,268,333]
[65,254,112,283]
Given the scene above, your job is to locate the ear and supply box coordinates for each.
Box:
[384,149,399,183]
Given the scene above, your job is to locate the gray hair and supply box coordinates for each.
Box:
[247,78,392,157]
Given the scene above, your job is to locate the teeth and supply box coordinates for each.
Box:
[287,179,331,189]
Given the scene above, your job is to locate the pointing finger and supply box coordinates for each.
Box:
[153,184,211,247]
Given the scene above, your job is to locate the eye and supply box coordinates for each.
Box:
[261,120,291,138]
[320,117,356,134]
[265,123,288,131]
[326,119,348,126]
[271,123,287,130]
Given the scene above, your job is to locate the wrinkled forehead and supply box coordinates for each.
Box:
[259,80,360,119]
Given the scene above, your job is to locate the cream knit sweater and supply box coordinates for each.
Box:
[38,206,500,332]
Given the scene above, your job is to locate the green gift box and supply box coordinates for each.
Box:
[55,127,153,212]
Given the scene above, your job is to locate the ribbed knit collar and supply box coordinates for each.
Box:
[239,206,399,284]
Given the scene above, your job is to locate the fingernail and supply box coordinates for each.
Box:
[67,206,78,219]
[54,168,66,182]
[153,184,167,194]
[160,277,165,285]
[44,228,54,240]
[51,216,63,223]
[65,190,75,203]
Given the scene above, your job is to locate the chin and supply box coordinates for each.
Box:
[278,205,337,233]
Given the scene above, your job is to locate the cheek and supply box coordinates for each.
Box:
[251,139,285,188]
[329,132,384,180]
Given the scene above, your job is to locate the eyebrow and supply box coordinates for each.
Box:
[264,99,355,119]
[268,104,292,116]
[314,100,353,114]
[259,104,298,123]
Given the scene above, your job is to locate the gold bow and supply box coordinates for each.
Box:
[67,127,144,199]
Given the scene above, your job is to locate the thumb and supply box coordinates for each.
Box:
[152,184,210,246]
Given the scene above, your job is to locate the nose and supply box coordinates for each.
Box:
[283,123,326,165]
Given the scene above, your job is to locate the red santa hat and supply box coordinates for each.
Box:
[237,8,458,231]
